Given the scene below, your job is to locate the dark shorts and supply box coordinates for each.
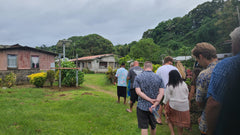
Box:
[117,86,126,97]
[137,107,156,129]
[130,88,138,103]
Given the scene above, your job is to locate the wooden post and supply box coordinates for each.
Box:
[237,6,240,26]
[58,54,61,90]
[76,54,78,88]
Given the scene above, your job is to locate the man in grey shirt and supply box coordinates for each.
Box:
[134,61,164,135]
[126,61,144,113]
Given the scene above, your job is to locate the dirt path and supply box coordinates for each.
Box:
[85,84,116,97]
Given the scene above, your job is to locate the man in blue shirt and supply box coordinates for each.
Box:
[133,61,164,135]
[206,27,240,135]
[115,63,128,104]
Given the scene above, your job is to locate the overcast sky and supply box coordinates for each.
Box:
[0,0,210,47]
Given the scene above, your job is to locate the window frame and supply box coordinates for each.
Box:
[31,55,40,69]
[7,54,18,69]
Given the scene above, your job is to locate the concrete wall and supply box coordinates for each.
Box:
[0,69,41,85]
[0,49,55,70]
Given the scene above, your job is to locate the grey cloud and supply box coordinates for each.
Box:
[0,0,210,47]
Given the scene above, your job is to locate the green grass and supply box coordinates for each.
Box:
[0,73,200,135]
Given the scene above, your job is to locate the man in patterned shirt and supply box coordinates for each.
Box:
[191,42,218,135]
[206,27,240,135]
[133,61,164,135]
[115,63,128,104]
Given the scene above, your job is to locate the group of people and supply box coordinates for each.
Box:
[114,26,240,135]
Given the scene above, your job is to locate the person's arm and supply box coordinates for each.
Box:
[205,96,221,135]
[135,88,156,104]
[151,88,164,108]
[189,85,195,101]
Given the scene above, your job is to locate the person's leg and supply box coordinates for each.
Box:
[150,128,156,135]
[127,89,135,112]
[168,122,175,135]
[141,129,148,135]
[157,104,163,123]
[177,127,183,135]
[117,96,120,103]
[137,108,149,135]
[124,97,126,104]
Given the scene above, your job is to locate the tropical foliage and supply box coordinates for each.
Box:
[56,60,84,86]
[28,72,47,88]
[3,72,17,88]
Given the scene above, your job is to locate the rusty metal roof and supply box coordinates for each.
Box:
[69,54,114,61]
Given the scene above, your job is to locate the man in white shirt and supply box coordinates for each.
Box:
[156,56,179,124]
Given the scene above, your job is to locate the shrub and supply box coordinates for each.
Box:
[28,72,47,87]
[47,70,55,87]
[0,78,2,87]
[152,64,161,73]
[56,60,85,87]
[106,66,117,84]
[82,68,94,74]
[63,70,84,86]
[4,72,16,88]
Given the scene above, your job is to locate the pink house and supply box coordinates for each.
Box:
[0,44,57,84]
[0,44,57,71]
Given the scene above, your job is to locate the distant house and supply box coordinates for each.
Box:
[173,56,193,61]
[69,54,118,73]
[173,53,232,62]
[0,44,57,84]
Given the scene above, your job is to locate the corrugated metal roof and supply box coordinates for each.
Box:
[0,44,57,56]
[69,54,114,61]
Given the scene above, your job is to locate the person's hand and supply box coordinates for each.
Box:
[149,99,156,104]
[198,116,201,124]
[149,104,157,113]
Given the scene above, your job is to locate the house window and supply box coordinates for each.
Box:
[31,56,39,68]
[82,62,85,68]
[8,55,17,68]
[88,62,91,69]
[99,62,107,69]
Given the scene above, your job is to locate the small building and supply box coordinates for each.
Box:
[173,53,232,62]
[0,44,57,84]
[69,54,118,73]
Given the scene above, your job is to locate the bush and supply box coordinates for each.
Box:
[63,70,84,86]
[82,68,94,74]
[106,66,117,84]
[56,60,85,87]
[4,72,16,88]
[28,72,47,88]
[152,64,161,73]
[0,78,2,87]
[47,70,55,87]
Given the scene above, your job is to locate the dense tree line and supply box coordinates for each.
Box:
[142,0,239,53]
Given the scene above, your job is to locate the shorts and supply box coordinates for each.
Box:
[130,88,138,103]
[137,107,156,129]
[117,86,127,97]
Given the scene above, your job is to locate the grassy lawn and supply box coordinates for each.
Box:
[0,73,200,135]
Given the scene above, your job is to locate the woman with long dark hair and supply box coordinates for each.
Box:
[163,70,190,135]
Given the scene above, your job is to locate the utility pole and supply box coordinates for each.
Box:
[58,53,61,90]
[237,5,240,26]
[76,54,78,88]
[58,39,72,60]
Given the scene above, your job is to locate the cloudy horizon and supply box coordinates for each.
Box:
[0,0,210,47]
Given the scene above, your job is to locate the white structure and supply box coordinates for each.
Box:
[173,53,232,61]
[69,54,118,73]
[173,56,192,61]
